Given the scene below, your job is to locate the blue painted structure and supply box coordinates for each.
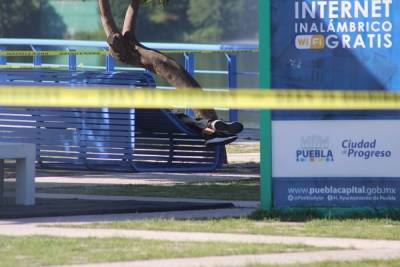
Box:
[0,69,224,172]
[0,39,259,122]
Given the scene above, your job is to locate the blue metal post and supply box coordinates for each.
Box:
[32,47,42,67]
[0,47,6,65]
[106,54,115,72]
[184,53,195,117]
[68,49,77,71]
[226,54,238,121]
[184,53,195,76]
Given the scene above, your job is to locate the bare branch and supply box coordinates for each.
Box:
[98,0,120,37]
[136,46,199,87]
[122,0,140,40]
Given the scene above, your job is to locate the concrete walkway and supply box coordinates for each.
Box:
[1,224,400,251]
[57,249,400,267]
[1,208,400,267]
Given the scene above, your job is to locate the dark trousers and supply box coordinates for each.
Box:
[171,110,209,133]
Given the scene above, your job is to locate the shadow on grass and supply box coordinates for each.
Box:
[39,179,260,201]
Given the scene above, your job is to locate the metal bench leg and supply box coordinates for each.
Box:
[0,159,3,204]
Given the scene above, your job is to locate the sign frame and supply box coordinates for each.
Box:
[259,0,273,210]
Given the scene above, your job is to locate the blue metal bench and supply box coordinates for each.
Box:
[0,69,224,172]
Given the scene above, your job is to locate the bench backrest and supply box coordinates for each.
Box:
[0,69,223,172]
[0,69,156,87]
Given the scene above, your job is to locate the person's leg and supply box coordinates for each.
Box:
[171,110,238,147]
[192,109,243,135]
[173,111,208,132]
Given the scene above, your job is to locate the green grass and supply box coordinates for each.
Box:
[38,179,260,201]
[66,216,400,240]
[219,161,260,173]
[226,143,260,154]
[0,235,319,267]
[250,208,400,221]
[248,259,400,267]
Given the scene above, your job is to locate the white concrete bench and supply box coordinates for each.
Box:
[0,143,35,206]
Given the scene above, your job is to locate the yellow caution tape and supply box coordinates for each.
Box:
[159,49,258,54]
[0,50,108,57]
[0,86,399,110]
[0,49,257,57]
[0,65,65,69]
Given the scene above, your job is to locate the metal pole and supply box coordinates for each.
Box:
[106,54,115,72]
[0,47,6,65]
[32,46,42,67]
[226,54,238,121]
[184,53,195,117]
[0,160,4,204]
[259,0,273,211]
[68,49,77,71]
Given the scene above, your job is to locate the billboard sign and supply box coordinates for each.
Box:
[272,120,400,207]
[270,0,400,208]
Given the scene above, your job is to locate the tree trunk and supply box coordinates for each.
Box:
[98,0,218,121]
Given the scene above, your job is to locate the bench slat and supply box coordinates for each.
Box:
[0,69,223,172]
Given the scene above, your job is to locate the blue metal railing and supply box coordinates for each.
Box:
[0,38,259,121]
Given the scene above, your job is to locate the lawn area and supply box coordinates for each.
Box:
[226,143,260,154]
[0,235,320,267]
[37,143,261,201]
[66,216,400,240]
[39,179,260,201]
[249,259,400,267]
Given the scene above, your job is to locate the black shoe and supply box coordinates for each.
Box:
[205,134,238,147]
[210,120,243,135]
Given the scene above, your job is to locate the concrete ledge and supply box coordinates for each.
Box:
[0,143,35,206]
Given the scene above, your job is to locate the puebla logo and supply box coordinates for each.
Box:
[296,135,334,163]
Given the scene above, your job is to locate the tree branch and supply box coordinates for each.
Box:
[98,0,120,37]
[122,0,140,40]
[98,0,218,120]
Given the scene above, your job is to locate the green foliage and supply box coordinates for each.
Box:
[140,0,170,6]
[0,0,41,37]
[0,0,66,38]
[1,0,257,42]
[186,0,258,42]
[110,0,191,42]
[110,0,258,43]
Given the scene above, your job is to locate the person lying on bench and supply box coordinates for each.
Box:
[172,110,243,147]
[98,0,244,147]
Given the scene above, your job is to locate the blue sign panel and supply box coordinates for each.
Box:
[271,0,400,208]
[271,0,399,90]
[274,178,400,208]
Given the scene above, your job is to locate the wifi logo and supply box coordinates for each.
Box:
[295,35,325,49]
